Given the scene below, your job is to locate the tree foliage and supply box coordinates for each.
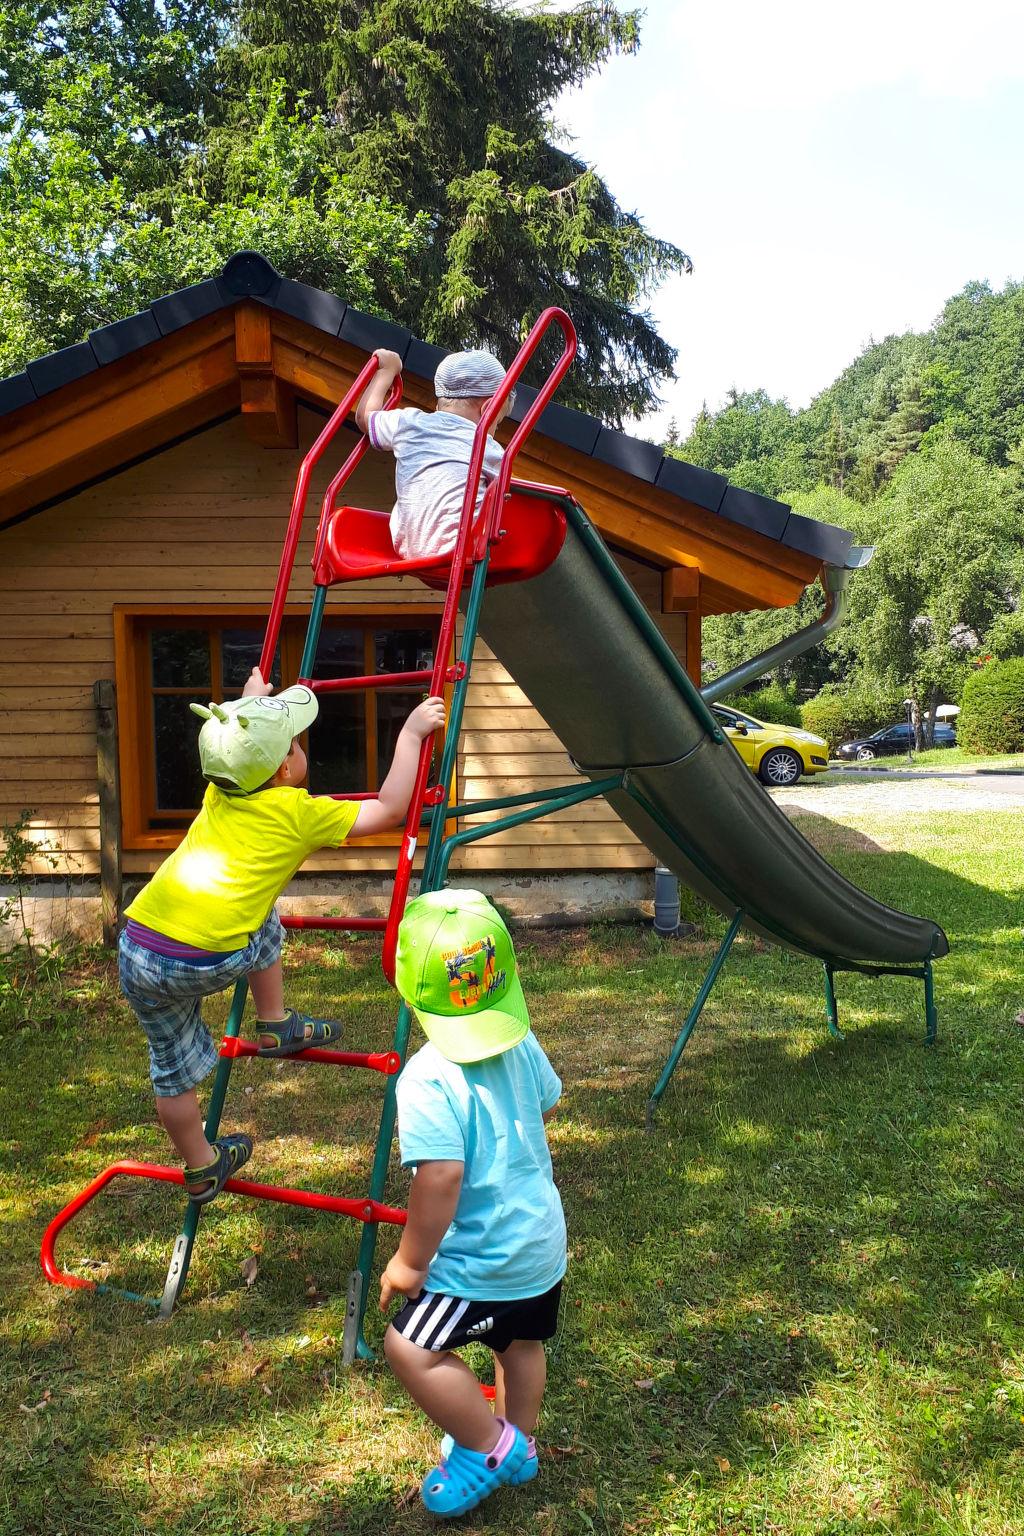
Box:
[682,283,1024,740]
[226,0,690,421]
[1,0,689,423]
[958,659,1024,755]
[0,78,424,375]
[830,438,1020,724]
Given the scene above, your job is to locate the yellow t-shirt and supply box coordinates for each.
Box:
[125,785,361,951]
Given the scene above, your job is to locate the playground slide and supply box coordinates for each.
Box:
[476,494,949,968]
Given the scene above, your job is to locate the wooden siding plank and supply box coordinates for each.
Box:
[0,412,696,883]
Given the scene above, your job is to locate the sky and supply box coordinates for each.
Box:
[547,0,1024,437]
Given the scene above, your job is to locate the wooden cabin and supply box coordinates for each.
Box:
[0,253,853,942]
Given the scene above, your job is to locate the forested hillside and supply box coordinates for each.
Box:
[679,280,1024,732]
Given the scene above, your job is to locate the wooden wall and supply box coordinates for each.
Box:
[0,410,689,878]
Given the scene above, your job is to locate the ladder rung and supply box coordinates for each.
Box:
[308,662,466,694]
[314,789,444,805]
[281,915,386,932]
[221,1037,401,1074]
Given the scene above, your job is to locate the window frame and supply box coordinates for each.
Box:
[114,603,453,852]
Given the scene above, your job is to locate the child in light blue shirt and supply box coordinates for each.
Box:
[380,889,566,1518]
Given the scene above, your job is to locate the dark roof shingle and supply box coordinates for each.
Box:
[0,251,858,568]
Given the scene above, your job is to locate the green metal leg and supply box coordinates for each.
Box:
[646,911,744,1130]
[299,585,328,678]
[823,963,844,1040]
[343,1002,415,1363]
[346,556,493,1361]
[158,978,249,1319]
[924,959,937,1045]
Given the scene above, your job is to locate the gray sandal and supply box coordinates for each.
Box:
[255,1009,343,1058]
[184,1133,253,1205]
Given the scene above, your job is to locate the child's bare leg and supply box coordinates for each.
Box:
[248,957,286,1024]
[385,1327,501,1453]
[493,1340,546,1434]
[156,1089,215,1168]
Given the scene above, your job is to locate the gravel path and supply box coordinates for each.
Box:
[770,770,1024,816]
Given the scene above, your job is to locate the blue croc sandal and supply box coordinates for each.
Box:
[421,1422,529,1516]
[440,1432,538,1487]
[255,1009,342,1058]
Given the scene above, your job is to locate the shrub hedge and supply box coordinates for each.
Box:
[800,686,904,753]
[957,659,1024,754]
[728,682,803,728]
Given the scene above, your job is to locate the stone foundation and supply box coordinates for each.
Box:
[1,872,657,951]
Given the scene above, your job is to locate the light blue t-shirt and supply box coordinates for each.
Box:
[395,1030,566,1302]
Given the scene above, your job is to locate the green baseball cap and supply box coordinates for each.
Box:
[189,685,319,795]
[395,888,529,1064]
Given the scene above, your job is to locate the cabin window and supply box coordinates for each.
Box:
[115,607,446,850]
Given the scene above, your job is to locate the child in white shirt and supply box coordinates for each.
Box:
[355,348,513,561]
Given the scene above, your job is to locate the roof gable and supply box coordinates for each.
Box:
[0,252,856,605]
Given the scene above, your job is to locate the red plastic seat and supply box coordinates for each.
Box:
[314,480,568,589]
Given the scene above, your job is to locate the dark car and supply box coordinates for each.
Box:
[835,722,957,761]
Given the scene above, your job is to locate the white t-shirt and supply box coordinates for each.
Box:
[368,407,505,561]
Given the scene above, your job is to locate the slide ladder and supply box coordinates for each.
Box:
[43,309,598,1362]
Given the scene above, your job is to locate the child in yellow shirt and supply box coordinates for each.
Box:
[120,666,443,1204]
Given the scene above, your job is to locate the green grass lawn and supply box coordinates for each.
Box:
[3,810,1024,1535]
[830,748,1024,771]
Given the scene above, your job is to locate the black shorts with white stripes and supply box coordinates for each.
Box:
[390,1280,562,1354]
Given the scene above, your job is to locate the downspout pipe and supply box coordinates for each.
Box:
[698,548,874,705]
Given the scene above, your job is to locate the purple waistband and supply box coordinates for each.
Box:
[124,920,233,963]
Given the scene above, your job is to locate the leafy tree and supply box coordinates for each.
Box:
[0,82,425,373]
[674,389,799,498]
[830,437,1021,743]
[0,0,225,172]
[227,0,691,421]
[701,485,870,698]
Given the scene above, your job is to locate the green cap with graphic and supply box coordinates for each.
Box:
[394,888,529,1064]
[189,685,319,795]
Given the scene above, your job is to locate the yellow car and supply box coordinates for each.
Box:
[711,704,830,787]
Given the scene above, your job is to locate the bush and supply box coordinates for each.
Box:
[800,686,903,753]
[728,682,802,727]
[957,659,1024,754]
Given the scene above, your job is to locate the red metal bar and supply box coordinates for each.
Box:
[41,1160,406,1291]
[476,308,577,557]
[219,1037,400,1074]
[280,915,387,932]
[380,307,578,982]
[309,661,466,695]
[310,376,403,577]
[260,360,403,678]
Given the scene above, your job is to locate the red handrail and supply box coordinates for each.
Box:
[476,309,577,556]
[259,358,403,678]
[41,1160,406,1292]
[380,306,577,981]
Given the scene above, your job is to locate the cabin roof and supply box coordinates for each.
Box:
[0,251,854,571]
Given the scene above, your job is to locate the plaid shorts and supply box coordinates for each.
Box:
[118,909,283,1097]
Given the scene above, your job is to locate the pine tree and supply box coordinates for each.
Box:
[822,405,850,491]
[226,0,691,422]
